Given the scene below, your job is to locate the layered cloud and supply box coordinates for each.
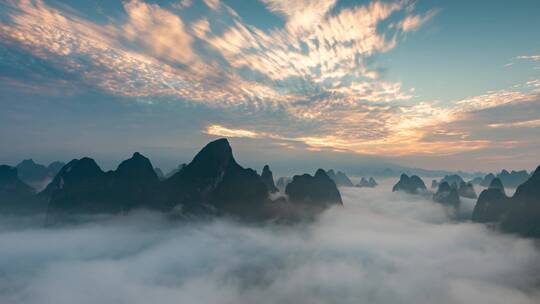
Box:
[1,186,540,304]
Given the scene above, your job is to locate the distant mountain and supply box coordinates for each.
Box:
[470,170,530,188]
[472,166,540,237]
[356,177,378,188]
[285,169,342,207]
[0,165,46,214]
[260,165,278,193]
[471,173,495,187]
[345,166,484,179]
[497,170,530,188]
[440,175,464,187]
[433,182,460,207]
[458,181,477,199]
[326,169,354,187]
[15,159,65,190]
[392,174,426,194]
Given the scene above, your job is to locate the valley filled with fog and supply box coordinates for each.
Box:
[1,178,539,304]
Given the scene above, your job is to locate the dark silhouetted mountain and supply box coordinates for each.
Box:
[458,181,477,199]
[15,159,65,190]
[0,165,46,214]
[16,159,48,182]
[261,165,278,193]
[22,139,346,221]
[357,177,378,188]
[440,174,464,187]
[276,176,291,190]
[161,139,269,217]
[499,166,540,237]
[479,173,496,187]
[488,177,505,193]
[471,178,509,223]
[433,182,460,207]
[431,179,439,189]
[392,174,426,194]
[45,153,159,216]
[470,171,529,188]
[154,168,165,180]
[285,169,343,207]
[326,169,354,187]
[497,169,530,188]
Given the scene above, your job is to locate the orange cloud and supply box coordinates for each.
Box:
[206,125,261,138]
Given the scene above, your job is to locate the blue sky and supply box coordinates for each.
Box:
[0,0,539,173]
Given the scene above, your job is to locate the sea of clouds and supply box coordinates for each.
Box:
[0,179,539,304]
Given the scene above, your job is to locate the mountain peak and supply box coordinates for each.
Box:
[21,158,35,163]
[488,178,505,193]
[116,152,158,181]
[261,164,278,193]
[178,138,236,179]
[315,168,329,179]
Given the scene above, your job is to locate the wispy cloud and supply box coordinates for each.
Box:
[517,55,540,61]
[488,118,540,129]
[1,0,428,107]
[399,9,438,32]
[3,0,537,160]
[206,125,261,138]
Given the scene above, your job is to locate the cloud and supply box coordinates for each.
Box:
[2,0,424,107]
[206,124,261,138]
[122,0,196,65]
[1,186,539,304]
[206,80,540,158]
[3,0,538,165]
[173,0,193,10]
[399,10,438,32]
[517,55,540,62]
[261,0,337,32]
[203,0,220,11]
[488,118,540,129]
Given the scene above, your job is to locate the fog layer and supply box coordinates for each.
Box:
[1,182,539,304]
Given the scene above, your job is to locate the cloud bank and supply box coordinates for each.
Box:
[1,184,539,304]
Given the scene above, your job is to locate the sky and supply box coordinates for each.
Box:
[0,0,539,173]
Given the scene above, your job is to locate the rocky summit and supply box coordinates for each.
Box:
[392,174,427,194]
[433,182,460,207]
[261,165,279,193]
[286,169,343,208]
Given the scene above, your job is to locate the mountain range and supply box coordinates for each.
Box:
[1,138,538,237]
[1,139,343,222]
